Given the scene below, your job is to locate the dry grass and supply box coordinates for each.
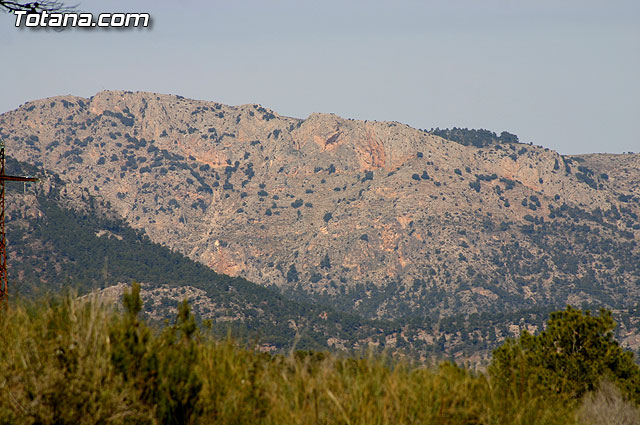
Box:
[0,295,153,424]
[0,293,620,425]
[577,379,640,425]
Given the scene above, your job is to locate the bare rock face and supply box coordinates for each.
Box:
[2,90,639,321]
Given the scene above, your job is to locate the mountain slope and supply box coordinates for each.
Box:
[6,159,406,352]
[2,90,639,324]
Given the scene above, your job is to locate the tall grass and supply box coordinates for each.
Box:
[0,289,585,424]
[576,379,640,425]
[0,295,153,424]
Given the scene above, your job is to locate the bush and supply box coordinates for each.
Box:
[286,264,299,282]
[109,282,202,424]
[490,306,640,404]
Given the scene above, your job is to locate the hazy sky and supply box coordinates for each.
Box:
[1,0,638,154]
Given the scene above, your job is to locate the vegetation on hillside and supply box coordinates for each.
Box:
[429,127,520,148]
[8,191,402,352]
[6,163,640,359]
[1,286,639,425]
[6,95,639,326]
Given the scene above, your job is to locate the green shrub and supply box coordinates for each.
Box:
[490,306,640,404]
[109,283,202,424]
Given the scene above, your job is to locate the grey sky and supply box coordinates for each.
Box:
[2,0,638,154]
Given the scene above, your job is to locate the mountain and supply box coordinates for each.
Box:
[2,90,640,358]
[9,158,580,362]
[5,158,412,353]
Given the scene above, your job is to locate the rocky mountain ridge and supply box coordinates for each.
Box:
[2,90,639,323]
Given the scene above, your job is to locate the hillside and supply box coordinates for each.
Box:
[2,90,639,356]
[6,159,410,353]
[11,159,602,361]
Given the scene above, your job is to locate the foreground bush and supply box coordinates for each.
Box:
[0,293,153,424]
[3,287,636,424]
[490,306,640,405]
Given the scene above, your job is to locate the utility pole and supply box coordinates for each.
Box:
[0,140,38,304]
